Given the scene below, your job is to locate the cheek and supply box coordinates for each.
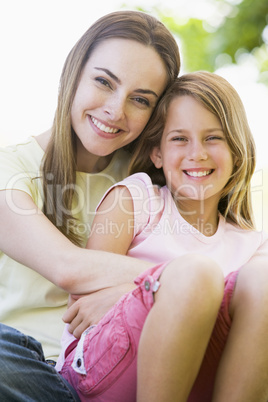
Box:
[70,91,83,123]
[70,102,84,134]
[71,84,98,115]
[162,161,181,190]
[130,110,153,133]
[162,149,183,168]
[70,104,78,130]
[70,88,96,128]
[222,153,234,176]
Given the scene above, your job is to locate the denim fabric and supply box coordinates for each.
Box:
[0,323,80,401]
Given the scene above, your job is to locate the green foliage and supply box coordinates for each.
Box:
[160,16,216,72]
[154,0,268,83]
[215,0,268,56]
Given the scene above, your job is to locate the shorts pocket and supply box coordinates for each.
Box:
[61,295,135,396]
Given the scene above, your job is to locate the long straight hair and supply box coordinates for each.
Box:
[130,71,256,230]
[41,10,180,245]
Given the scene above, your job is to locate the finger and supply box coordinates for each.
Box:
[67,314,84,336]
[72,320,91,339]
[62,303,79,323]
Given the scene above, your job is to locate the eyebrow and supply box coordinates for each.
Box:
[95,67,121,84]
[167,127,224,135]
[94,67,159,98]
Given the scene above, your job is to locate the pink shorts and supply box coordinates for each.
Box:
[60,265,238,402]
[60,262,167,402]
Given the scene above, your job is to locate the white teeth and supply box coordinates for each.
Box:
[186,170,212,177]
[91,117,119,134]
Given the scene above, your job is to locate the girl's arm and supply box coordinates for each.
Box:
[63,185,142,337]
[0,189,152,295]
[86,185,135,254]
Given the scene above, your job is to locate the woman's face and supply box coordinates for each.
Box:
[71,38,168,170]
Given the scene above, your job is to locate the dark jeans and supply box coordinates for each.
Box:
[0,323,80,401]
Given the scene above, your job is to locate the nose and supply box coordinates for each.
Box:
[104,93,126,122]
[188,140,208,161]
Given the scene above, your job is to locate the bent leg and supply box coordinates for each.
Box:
[212,263,268,402]
[0,323,79,402]
[137,254,224,402]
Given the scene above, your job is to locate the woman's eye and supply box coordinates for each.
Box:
[95,77,112,88]
[172,136,187,142]
[133,97,150,107]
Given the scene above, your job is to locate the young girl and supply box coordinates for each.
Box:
[60,72,268,401]
[0,10,180,400]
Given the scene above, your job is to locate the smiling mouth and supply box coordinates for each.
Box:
[184,170,214,177]
[90,116,120,134]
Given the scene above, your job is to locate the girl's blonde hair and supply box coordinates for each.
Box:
[41,10,180,245]
[130,71,256,230]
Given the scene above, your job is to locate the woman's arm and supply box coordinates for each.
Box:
[0,189,152,294]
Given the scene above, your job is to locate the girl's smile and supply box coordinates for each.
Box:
[183,168,214,178]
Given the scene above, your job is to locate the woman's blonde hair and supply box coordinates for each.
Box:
[130,71,256,230]
[41,10,180,245]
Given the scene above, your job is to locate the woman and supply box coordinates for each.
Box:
[0,10,180,401]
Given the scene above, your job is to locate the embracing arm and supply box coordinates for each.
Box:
[0,189,152,294]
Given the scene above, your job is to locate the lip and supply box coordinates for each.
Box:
[88,115,123,138]
[183,168,214,178]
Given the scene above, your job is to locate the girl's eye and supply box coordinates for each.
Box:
[207,135,224,142]
[95,77,112,88]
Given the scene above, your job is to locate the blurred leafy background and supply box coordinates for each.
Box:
[149,0,268,83]
[0,0,267,230]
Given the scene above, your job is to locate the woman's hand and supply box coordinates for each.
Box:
[62,283,136,339]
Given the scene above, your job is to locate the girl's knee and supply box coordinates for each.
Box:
[158,254,224,306]
[231,264,268,315]
[162,254,223,286]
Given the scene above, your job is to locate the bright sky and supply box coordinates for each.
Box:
[0,0,267,172]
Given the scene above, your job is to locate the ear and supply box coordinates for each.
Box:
[150,146,163,169]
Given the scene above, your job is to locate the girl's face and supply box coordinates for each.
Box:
[71,38,168,171]
[151,95,233,211]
